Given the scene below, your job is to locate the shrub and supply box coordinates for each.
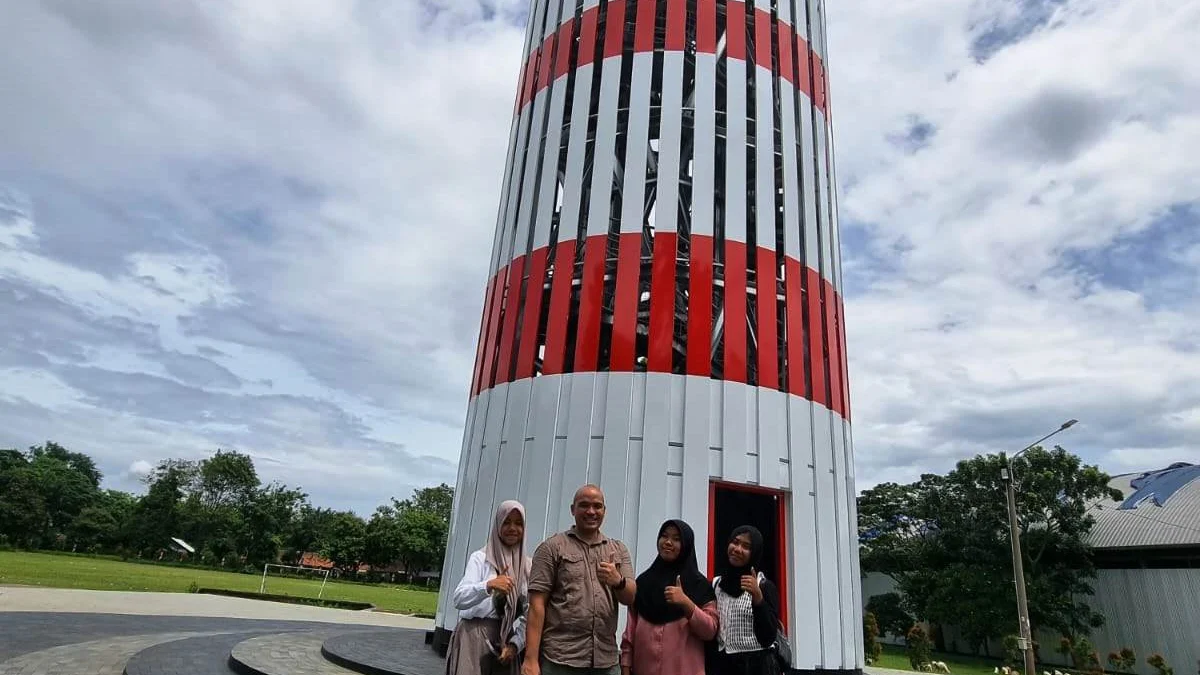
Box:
[1109,648,1137,675]
[906,625,933,670]
[1147,653,1173,675]
[1003,635,1022,668]
[864,612,883,665]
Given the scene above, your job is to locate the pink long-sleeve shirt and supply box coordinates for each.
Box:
[619,602,719,675]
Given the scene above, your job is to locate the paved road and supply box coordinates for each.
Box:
[0,586,434,628]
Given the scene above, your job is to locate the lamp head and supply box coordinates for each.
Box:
[1061,419,1078,430]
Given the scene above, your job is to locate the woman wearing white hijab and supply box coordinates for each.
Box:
[447,500,531,675]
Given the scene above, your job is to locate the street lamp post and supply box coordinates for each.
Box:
[1001,419,1078,675]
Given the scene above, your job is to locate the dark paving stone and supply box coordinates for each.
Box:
[321,629,444,675]
[124,631,280,675]
[0,613,347,661]
[0,632,211,675]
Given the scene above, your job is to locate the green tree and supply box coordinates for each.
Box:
[29,441,102,488]
[320,511,367,572]
[867,593,915,640]
[0,454,48,547]
[396,508,448,576]
[238,483,307,567]
[197,450,259,509]
[363,505,404,569]
[859,446,1121,652]
[129,460,192,552]
[394,483,453,525]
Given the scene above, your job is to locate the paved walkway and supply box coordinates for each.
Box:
[0,587,434,629]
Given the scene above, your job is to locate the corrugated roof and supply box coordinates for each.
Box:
[1087,462,1200,549]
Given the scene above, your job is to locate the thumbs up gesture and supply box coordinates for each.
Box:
[487,566,515,596]
[740,567,764,605]
[664,575,695,614]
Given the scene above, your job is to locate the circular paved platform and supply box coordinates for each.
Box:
[0,612,444,675]
[321,629,443,675]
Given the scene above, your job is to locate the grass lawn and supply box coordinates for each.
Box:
[0,550,439,616]
[875,644,1006,675]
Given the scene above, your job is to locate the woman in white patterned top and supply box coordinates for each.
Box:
[708,525,781,675]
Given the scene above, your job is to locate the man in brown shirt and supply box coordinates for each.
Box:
[521,484,636,675]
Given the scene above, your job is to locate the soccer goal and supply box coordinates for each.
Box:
[259,563,331,599]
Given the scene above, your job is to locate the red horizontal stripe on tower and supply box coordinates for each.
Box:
[822,276,841,416]
[804,267,827,408]
[536,39,553,91]
[477,267,507,395]
[493,256,526,388]
[756,248,779,390]
[541,240,576,375]
[724,241,748,383]
[754,8,772,71]
[687,236,714,377]
[470,276,496,396]
[554,21,574,80]
[610,233,641,372]
[514,7,828,114]
[604,0,626,59]
[813,52,827,110]
[649,232,677,373]
[468,238,848,422]
[665,0,686,52]
[578,8,599,68]
[574,236,606,373]
[784,258,805,398]
[696,0,717,54]
[726,1,747,62]
[779,22,795,82]
[515,248,548,380]
[795,33,812,99]
[634,0,657,53]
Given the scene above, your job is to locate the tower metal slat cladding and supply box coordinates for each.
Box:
[436,0,862,669]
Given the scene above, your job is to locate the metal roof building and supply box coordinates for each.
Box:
[1086,462,1200,560]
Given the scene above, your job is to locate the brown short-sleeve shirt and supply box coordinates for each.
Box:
[527,528,633,669]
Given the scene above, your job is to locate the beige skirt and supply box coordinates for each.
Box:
[445,618,516,675]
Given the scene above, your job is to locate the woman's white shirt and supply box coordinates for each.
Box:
[452,550,527,649]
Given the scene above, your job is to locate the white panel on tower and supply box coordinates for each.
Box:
[722,382,749,484]
[602,372,635,530]
[621,53,654,235]
[560,63,595,241]
[787,396,822,667]
[757,388,786,489]
[533,84,568,251]
[725,59,748,247]
[656,51,686,234]
[683,376,713,569]
[812,402,842,662]
[692,53,717,238]
[638,373,672,572]
[586,59,621,238]
[561,373,596,531]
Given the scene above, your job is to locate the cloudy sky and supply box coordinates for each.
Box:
[1,0,1197,515]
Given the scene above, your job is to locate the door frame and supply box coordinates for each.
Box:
[707,480,790,632]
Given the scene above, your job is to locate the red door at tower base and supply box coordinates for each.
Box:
[708,481,789,632]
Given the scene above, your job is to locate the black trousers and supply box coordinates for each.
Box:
[708,649,779,675]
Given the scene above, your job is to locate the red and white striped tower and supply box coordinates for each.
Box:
[435,0,861,670]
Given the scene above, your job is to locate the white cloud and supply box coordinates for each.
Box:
[0,0,1197,516]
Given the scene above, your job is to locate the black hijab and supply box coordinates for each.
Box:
[717,525,764,598]
[634,519,717,624]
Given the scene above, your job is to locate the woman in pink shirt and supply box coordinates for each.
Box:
[620,519,718,675]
